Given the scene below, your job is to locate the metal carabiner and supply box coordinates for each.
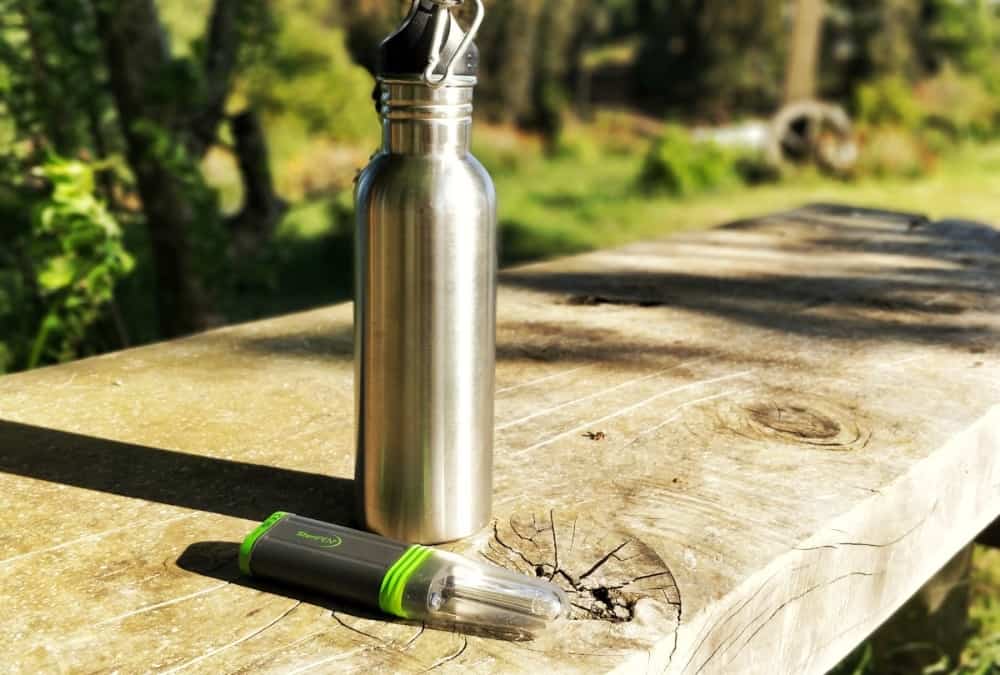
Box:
[422,0,485,89]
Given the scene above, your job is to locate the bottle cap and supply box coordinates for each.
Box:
[378,0,482,86]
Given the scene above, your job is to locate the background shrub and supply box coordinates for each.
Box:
[856,127,935,178]
[638,125,744,197]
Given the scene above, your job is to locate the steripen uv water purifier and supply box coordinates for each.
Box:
[239,512,568,637]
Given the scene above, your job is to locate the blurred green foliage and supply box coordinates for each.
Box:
[131,118,228,287]
[964,547,1000,673]
[823,0,1000,105]
[638,125,767,197]
[857,70,1000,140]
[0,0,999,366]
[856,126,935,179]
[854,61,1000,178]
[0,0,134,372]
[856,76,926,129]
[0,157,132,373]
[639,127,738,196]
[918,65,999,140]
[23,158,134,368]
[242,8,374,144]
[830,546,1000,675]
[924,0,1000,88]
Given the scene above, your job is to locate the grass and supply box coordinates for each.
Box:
[966,547,1000,673]
[484,137,1000,264]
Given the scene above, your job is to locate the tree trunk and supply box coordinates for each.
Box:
[497,0,543,125]
[227,110,286,257]
[93,0,212,337]
[785,0,824,103]
[533,0,579,149]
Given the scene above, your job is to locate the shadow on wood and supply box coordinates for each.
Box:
[0,419,356,524]
[502,204,1000,348]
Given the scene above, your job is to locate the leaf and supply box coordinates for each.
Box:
[17,154,136,368]
[118,250,136,274]
[36,255,77,292]
[27,312,62,370]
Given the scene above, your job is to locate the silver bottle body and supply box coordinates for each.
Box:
[354,79,496,543]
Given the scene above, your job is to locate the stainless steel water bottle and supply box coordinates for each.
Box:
[354,0,496,544]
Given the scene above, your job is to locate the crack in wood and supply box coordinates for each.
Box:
[566,294,667,308]
[97,582,230,626]
[549,510,560,582]
[786,610,884,674]
[162,600,301,674]
[285,647,369,675]
[226,628,329,674]
[404,623,426,648]
[795,506,932,552]
[330,612,386,644]
[721,571,880,671]
[490,521,543,572]
[424,635,467,671]
[684,500,940,673]
[681,567,786,675]
[578,540,633,581]
[663,564,684,672]
[690,571,880,675]
[486,513,682,626]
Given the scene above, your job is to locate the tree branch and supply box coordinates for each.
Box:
[190,0,241,156]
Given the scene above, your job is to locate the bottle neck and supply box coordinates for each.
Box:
[379,78,474,156]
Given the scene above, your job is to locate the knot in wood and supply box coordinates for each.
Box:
[703,390,872,451]
[747,404,841,441]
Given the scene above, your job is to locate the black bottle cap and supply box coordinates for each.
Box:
[378,0,479,79]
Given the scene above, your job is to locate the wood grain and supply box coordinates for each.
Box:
[1,205,998,674]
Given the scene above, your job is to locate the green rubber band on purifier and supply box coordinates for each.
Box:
[378,545,433,618]
[382,546,433,618]
[377,545,423,615]
[239,511,289,576]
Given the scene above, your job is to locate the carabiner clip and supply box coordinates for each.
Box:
[422,0,484,89]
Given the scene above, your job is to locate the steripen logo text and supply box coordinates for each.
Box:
[296,530,343,548]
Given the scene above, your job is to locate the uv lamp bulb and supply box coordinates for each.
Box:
[414,554,569,633]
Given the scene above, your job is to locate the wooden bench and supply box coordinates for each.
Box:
[2,204,998,674]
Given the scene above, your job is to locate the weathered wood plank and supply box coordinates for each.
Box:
[1,205,998,674]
